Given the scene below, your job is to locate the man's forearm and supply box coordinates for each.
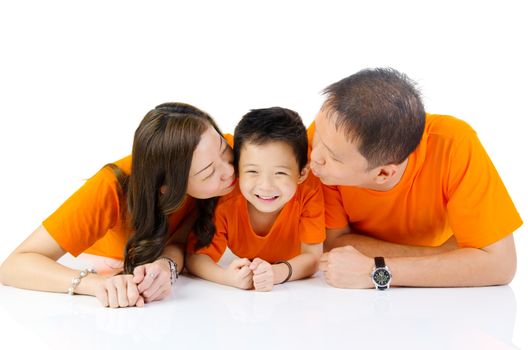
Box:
[325,232,459,258]
[388,236,516,287]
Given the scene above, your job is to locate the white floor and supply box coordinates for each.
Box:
[1,246,527,350]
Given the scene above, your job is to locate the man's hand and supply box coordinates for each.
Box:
[319,245,374,289]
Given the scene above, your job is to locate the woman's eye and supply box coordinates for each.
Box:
[203,169,215,180]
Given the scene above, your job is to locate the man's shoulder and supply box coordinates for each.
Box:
[426,114,476,141]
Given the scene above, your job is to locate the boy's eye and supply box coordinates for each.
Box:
[276,172,288,176]
[245,170,258,174]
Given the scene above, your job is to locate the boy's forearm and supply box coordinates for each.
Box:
[186,254,233,287]
[272,252,319,284]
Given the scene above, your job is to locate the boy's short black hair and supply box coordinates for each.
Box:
[234,107,308,173]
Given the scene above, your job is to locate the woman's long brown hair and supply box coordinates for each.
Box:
[107,102,223,274]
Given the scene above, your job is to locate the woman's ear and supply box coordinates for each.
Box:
[160,185,167,194]
[298,166,310,184]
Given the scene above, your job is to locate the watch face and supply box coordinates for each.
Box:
[373,268,391,286]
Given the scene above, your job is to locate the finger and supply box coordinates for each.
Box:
[253,263,270,275]
[114,277,129,307]
[319,260,328,272]
[249,257,264,270]
[320,252,329,262]
[136,295,145,308]
[239,266,252,278]
[133,265,146,284]
[95,285,109,307]
[127,278,140,306]
[231,258,251,269]
[146,285,166,302]
[138,268,157,293]
[106,285,119,308]
[144,284,162,303]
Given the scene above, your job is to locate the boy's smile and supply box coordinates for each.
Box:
[238,141,306,215]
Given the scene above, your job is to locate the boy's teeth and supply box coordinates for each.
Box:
[258,195,276,199]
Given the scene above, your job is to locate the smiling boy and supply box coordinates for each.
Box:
[187,107,325,291]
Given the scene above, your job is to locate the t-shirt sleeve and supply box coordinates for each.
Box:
[187,204,229,263]
[42,167,121,257]
[322,185,349,229]
[446,130,523,248]
[299,174,326,244]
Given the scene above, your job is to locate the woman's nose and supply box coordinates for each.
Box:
[220,160,234,180]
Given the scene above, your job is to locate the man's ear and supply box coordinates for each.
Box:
[373,164,398,184]
[298,166,310,184]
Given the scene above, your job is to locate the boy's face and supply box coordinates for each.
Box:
[238,141,306,214]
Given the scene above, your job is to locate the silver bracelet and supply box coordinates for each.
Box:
[68,268,96,295]
[159,257,178,285]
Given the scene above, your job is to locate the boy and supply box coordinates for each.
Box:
[186,107,325,291]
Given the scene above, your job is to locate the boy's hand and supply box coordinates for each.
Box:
[226,258,253,290]
[250,258,274,292]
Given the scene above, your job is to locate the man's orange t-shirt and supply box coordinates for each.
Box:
[308,114,523,248]
[188,172,326,263]
[43,156,195,260]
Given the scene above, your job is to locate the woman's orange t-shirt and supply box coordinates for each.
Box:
[188,172,326,262]
[42,156,195,260]
[308,114,523,248]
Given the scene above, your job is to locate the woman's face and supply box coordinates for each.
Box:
[187,125,236,199]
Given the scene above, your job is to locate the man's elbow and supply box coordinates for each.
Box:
[495,257,516,285]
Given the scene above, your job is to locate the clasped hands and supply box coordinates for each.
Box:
[227,257,275,292]
[94,258,172,308]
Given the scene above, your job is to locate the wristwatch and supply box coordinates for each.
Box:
[371,257,392,290]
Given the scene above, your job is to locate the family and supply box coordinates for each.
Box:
[0,68,522,307]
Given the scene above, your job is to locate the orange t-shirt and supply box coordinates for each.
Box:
[188,172,326,263]
[308,114,523,248]
[43,156,195,260]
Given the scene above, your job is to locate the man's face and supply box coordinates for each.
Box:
[310,108,376,187]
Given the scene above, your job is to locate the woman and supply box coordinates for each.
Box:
[0,102,236,308]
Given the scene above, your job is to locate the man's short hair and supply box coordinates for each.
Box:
[323,67,426,168]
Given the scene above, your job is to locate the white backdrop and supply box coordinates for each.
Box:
[1,0,527,347]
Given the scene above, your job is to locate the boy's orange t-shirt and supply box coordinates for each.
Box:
[188,172,326,263]
[308,114,523,248]
[43,156,195,260]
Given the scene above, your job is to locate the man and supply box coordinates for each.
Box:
[310,68,522,289]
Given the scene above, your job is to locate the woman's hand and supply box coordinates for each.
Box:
[132,259,172,303]
[93,274,145,308]
[250,258,274,292]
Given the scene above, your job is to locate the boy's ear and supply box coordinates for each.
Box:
[298,166,310,184]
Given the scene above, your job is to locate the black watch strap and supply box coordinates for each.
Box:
[374,256,385,268]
